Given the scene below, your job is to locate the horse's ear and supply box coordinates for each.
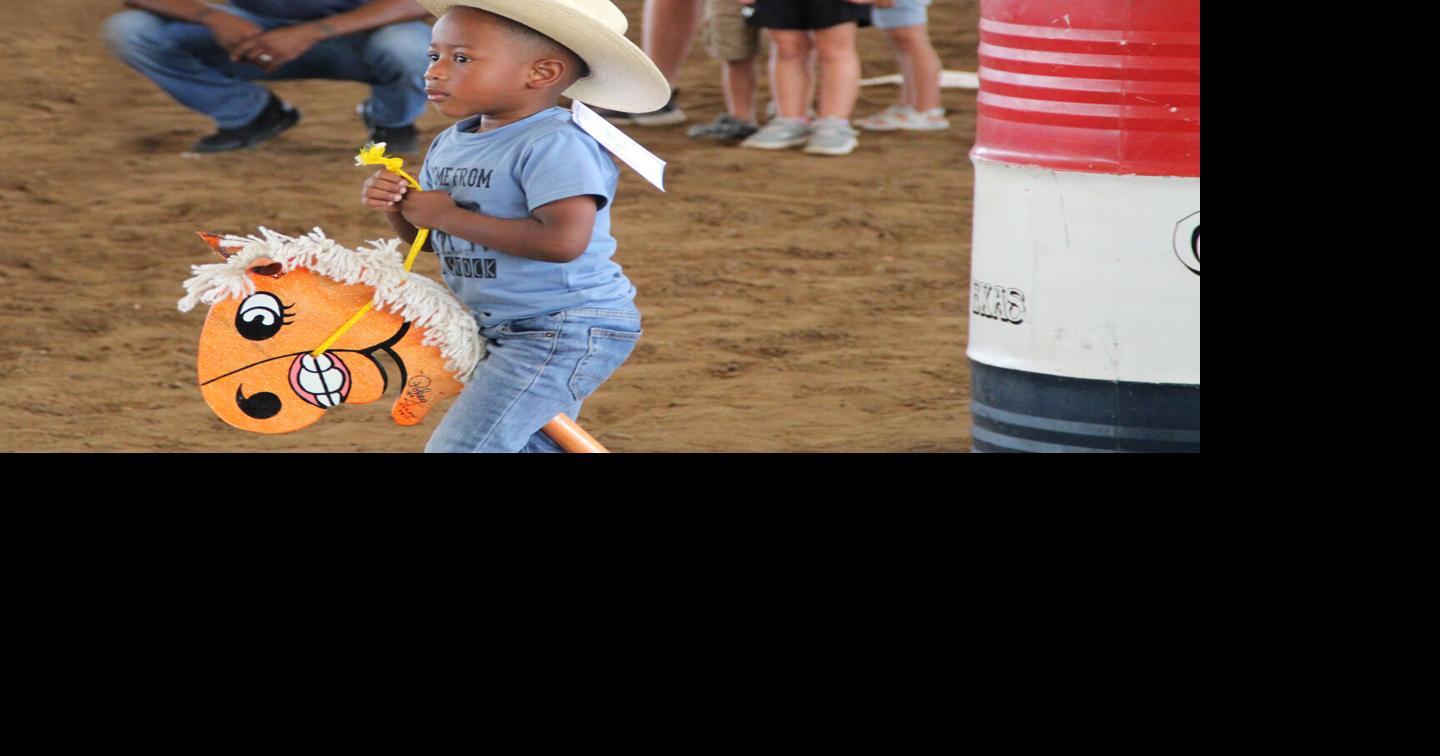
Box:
[248,260,285,278]
[197,232,282,276]
[197,231,235,260]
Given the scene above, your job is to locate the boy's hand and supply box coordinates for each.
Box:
[398,190,458,229]
[362,168,410,214]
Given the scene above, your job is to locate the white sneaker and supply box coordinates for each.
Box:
[741,118,812,150]
[856,104,912,132]
[902,107,951,131]
[803,117,859,156]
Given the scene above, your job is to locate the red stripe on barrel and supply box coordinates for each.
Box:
[973,1,1200,177]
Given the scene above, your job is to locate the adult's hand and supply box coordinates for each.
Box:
[232,24,326,71]
[201,10,263,54]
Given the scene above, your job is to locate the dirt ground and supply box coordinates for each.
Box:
[0,0,978,452]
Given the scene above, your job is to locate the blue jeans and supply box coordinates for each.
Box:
[425,308,643,453]
[102,4,430,129]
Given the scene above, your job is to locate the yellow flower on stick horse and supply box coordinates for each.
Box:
[356,141,413,180]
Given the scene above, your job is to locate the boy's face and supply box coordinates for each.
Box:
[425,8,538,119]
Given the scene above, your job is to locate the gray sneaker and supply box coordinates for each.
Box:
[687,114,759,142]
[740,118,812,150]
[803,117,859,156]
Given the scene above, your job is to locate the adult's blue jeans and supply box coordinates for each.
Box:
[424,307,644,453]
[102,3,430,129]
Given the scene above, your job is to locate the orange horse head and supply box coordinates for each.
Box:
[178,228,483,434]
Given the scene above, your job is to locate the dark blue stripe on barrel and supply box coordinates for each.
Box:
[970,361,1199,453]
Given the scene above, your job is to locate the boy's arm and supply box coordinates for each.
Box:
[399,191,597,264]
[383,211,429,251]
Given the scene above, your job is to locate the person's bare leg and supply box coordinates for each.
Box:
[763,32,814,119]
[883,30,915,108]
[643,0,704,87]
[767,41,778,117]
[723,59,759,122]
[813,23,860,120]
[890,25,942,112]
[769,30,813,119]
[898,54,914,107]
[805,48,818,117]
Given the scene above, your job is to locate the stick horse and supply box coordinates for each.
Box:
[178,227,607,452]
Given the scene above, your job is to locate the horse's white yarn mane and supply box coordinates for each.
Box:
[177,227,483,382]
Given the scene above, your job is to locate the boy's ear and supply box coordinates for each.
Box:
[530,57,570,89]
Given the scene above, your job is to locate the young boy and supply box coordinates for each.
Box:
[360,0,670,453]
[856,0,950,131]
[737,0,872,156]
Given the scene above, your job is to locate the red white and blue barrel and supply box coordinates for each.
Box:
[968,0,1200,452]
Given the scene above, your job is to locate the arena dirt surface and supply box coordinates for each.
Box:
[0,0,978,452]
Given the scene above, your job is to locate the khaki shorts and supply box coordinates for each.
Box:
[703,0,760,61]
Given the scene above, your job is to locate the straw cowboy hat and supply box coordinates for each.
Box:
[417,0,670,114]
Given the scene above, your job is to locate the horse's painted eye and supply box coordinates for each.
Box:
[235,292,292,341]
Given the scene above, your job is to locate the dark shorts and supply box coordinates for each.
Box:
[745,0,873,30]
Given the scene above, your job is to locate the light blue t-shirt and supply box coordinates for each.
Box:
[420,107,634,326]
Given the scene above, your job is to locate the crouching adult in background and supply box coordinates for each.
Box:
[104,0,431,153]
